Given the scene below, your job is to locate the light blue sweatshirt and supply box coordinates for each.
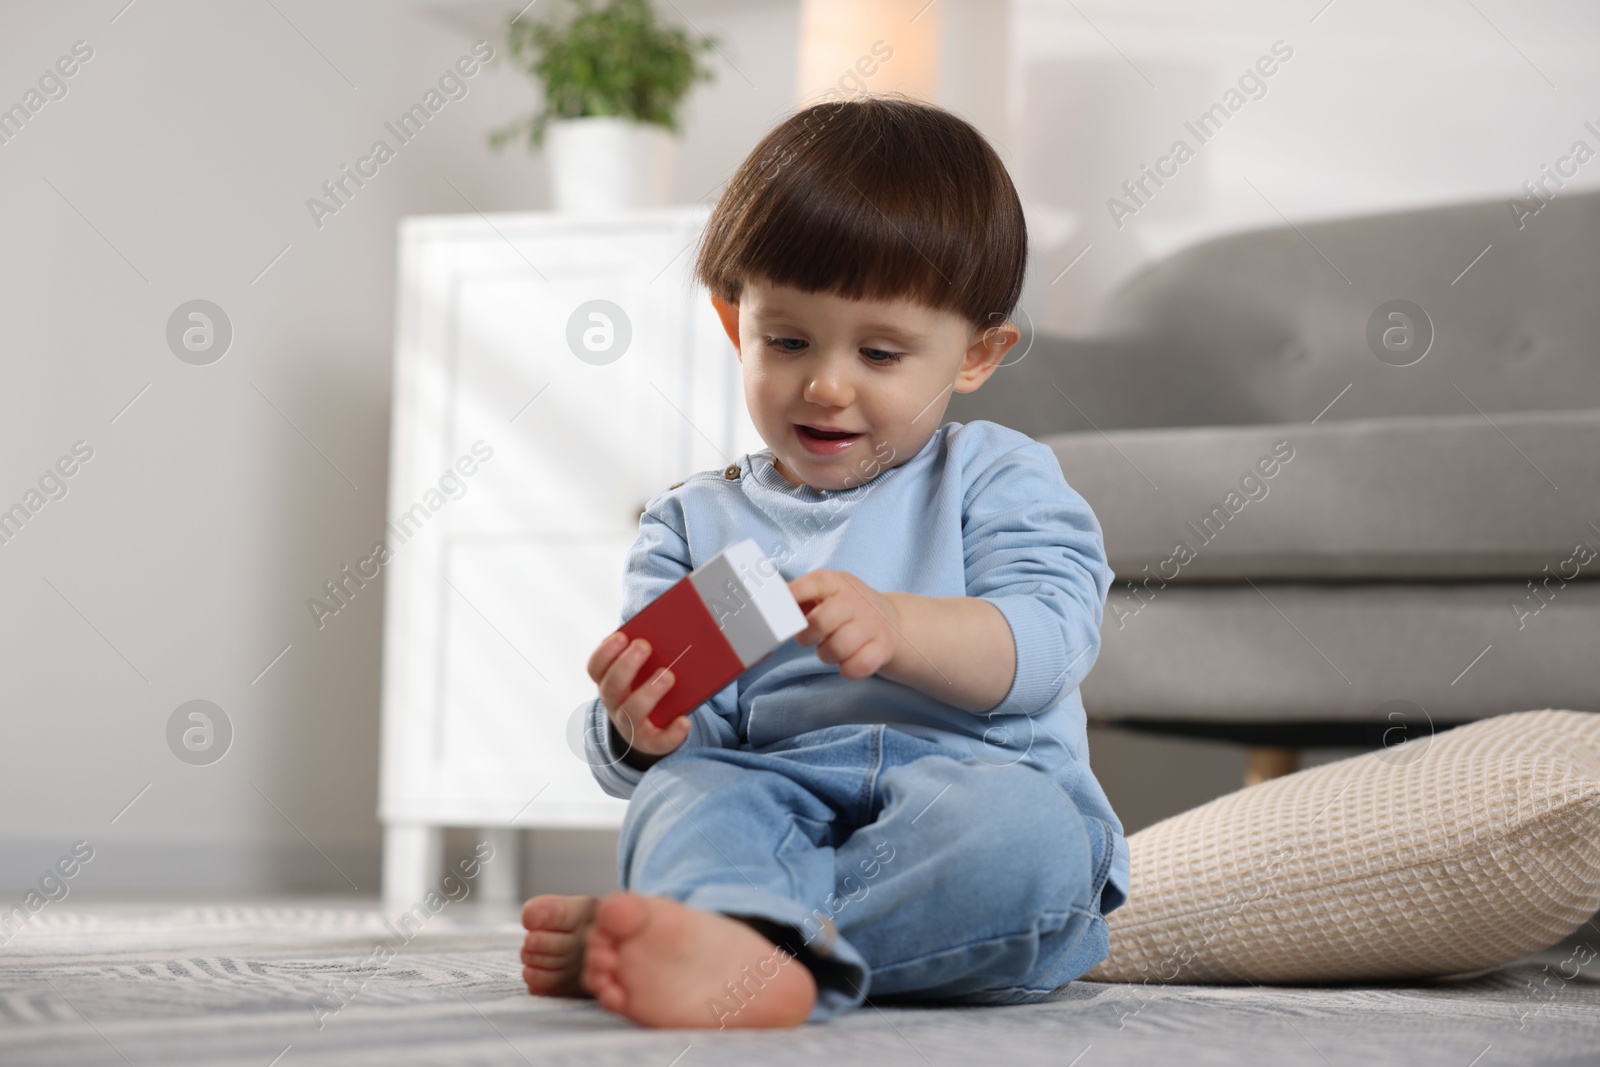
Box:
[583,418,1129,916]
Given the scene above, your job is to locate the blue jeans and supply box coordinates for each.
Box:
[616,724,1117,1023]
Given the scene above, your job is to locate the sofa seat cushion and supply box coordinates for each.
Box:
[1044,408,1600,582]
[1084,579,1600,723]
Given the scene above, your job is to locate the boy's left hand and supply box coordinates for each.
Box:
[787,570,901,680]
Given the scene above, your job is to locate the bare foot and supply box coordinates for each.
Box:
[521,894,598,997]
[581,892,817,1029]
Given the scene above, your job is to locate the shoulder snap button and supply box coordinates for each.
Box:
[668,481,684,490]
[723,464,740,480]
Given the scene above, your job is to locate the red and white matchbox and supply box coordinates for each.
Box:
[617,538,807,728]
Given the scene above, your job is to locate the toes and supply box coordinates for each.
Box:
[523,955,568,972]
[521,929,579,966]
[524,965,572,996]
[518,897,595,998]
[595,983,628,1013]
[585,942,619,974]
[522,894,598,933]
[580,933,622,996]
[580,960,626,1011]
[584,922,619,957]
[579,961,608,998]
[593,892,650,941]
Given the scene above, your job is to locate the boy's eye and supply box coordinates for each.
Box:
[760,336,902,364]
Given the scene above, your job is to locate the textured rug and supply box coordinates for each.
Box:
[1,902,1598,1066]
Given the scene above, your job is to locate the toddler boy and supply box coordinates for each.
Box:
[520,95,1128,1028]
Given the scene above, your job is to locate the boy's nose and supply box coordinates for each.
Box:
[802,354,854,407]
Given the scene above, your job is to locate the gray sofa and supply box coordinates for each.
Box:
[948,189,1600,774]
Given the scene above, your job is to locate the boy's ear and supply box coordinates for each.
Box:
[953,320,1020,394]
[710,293,741,357]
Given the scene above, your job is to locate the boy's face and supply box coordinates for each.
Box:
[711,280,1019,491]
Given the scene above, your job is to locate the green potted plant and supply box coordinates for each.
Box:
[488,0,720,212]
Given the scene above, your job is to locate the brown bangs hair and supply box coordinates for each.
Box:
[695,95,1028,333]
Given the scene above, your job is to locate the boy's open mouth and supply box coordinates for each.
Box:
[798,424,859,440]
[795,423,862,454]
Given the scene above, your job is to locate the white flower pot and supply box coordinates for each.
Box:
[545,117,678,213]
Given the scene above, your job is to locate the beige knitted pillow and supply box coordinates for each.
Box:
[1084,709,1600,984]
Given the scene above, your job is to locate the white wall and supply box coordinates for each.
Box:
[3,0,1595,896]
[0,0,797,895]
[1008,0,1600,331]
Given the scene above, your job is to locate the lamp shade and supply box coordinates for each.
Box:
[795,0,941,105]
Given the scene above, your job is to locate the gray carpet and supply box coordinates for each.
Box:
[2,902,1598,1066]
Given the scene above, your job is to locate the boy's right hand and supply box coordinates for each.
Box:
[588,632,691,767]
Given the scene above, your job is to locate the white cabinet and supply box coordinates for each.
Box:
[379,207,762,905]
